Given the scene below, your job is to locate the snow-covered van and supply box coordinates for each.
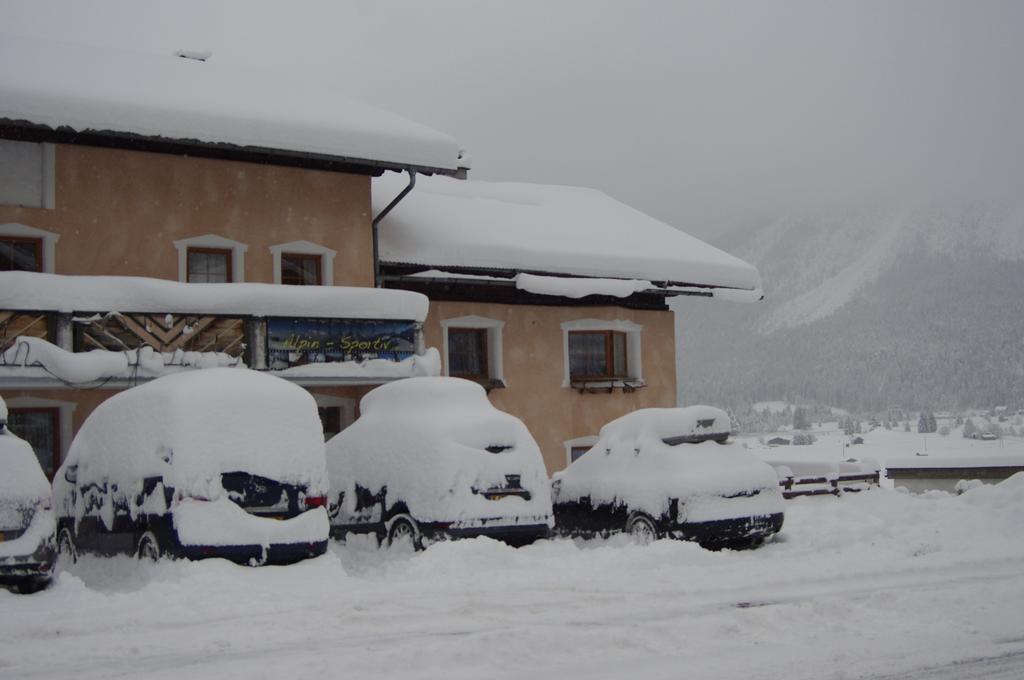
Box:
[0,397,56,593]
[326,377,553,549]
[552,406,784,549]
[52,369,329,565]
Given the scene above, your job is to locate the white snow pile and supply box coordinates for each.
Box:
[515,273,652,299]
[554,406,783,521]
[0,271,430,320]
[54,369,328,543]
[2,337,240,383]
[375,174,762,294]
[327,377,553,527]
[272,347,441,381]
[0,33,468,173]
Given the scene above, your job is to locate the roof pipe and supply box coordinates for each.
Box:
[371,169,416,288]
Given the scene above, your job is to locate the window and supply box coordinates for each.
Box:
[174,234,247,282]
[312,395,356,441]
[7,407,60,478]
[0,140,54,209]
[281,252,322,286]
[0,235,42,272]
[441,315,506,386]
[564,435,599,467]
[0,224,59,273]
[560,319,643,388]
[186,247,232,283]
[448,328,488,379]
[568,330,627,380]
[270,240,336,286]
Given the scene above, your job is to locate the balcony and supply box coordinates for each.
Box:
[0,272,439,388]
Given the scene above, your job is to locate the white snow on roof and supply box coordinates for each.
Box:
[0,34,468,173]
[0,272,429,320]
[375,175,762,291]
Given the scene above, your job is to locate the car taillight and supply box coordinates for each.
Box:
[304,496,327,508]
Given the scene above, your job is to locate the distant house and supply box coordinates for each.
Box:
[851,436,864,445]
[886,456,1024,493]
[767,437,791,446]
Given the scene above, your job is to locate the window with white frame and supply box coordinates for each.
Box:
[0,223,59,273]
[174,234,247,283]
[563,435,599,466]
[270,240,336,286]
[4,397,76,479]
[0,140,55,209]
[441,315,505,386]
[561,319,643,387]
[311,394,356,441]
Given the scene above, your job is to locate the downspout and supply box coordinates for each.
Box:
[372,169,416,288]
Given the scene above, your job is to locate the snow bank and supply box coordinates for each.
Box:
[327,377,553,525]
[0,34,468,173]
[59,369,328,507]
[0,271,429,320]
[555,406,782,520]
[375,174,762,293]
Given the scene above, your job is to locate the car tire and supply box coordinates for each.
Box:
[57,527,77,564]
[386,515,422,552]
[136,531,161,562]
[625,513,659,544]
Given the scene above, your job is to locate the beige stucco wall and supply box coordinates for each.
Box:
[0,144,374,285]
[423,301,678,474]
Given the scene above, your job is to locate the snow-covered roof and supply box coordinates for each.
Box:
[0,34,469,176]
[0,272,429,320]
[375,175,762,293]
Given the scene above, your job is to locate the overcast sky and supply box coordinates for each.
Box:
[4,1,1022,239]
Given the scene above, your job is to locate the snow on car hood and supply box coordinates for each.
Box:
[58,369,328,501]
[555,407,781,518]
[327,377,552,524]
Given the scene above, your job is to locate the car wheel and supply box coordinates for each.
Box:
[57,527,77,564]
[136,531,161,562]
[626,513,658,544]
[386,515,422,552]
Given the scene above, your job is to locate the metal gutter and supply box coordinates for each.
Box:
[372,170,417,288]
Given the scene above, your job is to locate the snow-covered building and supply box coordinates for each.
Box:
[1,35,760,479]
[374,175,762,472]
[0,36,467,476]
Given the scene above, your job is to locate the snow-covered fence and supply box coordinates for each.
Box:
[772,460,880,499]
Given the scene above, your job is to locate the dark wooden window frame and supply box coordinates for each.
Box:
[186,246,233,283]
[568,329,629,381]
[280,252,323,286]
[447,327,490,381]
[7,406,61,479]
[0,235,43,272]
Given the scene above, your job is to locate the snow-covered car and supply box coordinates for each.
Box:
[0,397,57,593]
[52,369,329,565]
[552,406,784,550]
[326,377,553,549]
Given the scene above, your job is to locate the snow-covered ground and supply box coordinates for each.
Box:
[3,476,1024,680]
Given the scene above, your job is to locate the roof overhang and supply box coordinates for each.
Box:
[0,120,467,178]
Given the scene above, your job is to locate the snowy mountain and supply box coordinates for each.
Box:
[674,200,1024,413]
